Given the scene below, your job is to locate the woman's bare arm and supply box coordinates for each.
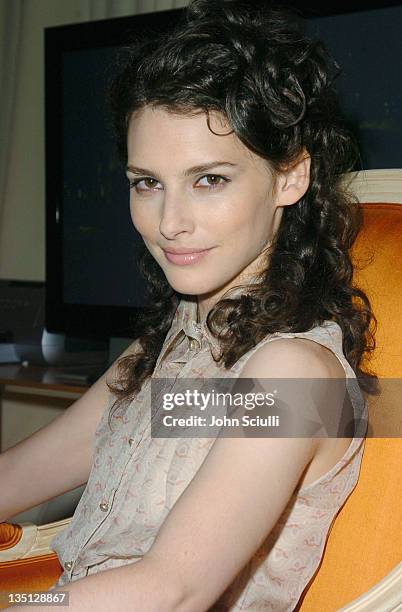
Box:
[0,339,141,522]
[5,338,346,612]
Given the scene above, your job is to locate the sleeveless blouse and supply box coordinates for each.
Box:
[49,294,368,611]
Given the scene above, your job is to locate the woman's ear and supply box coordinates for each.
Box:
[275,151,311,207]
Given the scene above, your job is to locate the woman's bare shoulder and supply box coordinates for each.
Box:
[239,336,346,379]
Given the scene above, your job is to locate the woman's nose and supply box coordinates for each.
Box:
[159,192,195,239]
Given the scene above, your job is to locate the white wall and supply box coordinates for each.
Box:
[0,0,187,524]
[0,0,188,280]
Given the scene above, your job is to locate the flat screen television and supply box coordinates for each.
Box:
[44,1,402,343]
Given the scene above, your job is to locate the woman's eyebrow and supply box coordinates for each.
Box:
[126,161,239,177]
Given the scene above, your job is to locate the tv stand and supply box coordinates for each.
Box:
[0,337,134,451]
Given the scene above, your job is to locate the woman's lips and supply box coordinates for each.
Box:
[163,248,214,265]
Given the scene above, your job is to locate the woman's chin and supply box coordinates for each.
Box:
[166,280,210,296]
[162,271,217,297]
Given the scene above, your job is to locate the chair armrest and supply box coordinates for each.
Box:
[0,518,71,562]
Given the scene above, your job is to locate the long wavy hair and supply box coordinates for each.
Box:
[106,0,378,422]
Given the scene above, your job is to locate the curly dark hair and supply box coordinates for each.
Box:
[106,0,379,424]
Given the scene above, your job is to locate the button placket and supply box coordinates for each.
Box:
[82,439,153,555]
[71,489,117,563]
[98,487,116,516]
[127,416,148,456]
[189,338,199,351]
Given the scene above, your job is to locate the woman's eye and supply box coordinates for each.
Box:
[128,174,229,193]
[196,174,228,189]
[129,177,161,192]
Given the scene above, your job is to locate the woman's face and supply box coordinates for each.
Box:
[126,106,307,315]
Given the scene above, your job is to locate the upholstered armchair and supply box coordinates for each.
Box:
[296,168,402,611]
[1,169,401,611]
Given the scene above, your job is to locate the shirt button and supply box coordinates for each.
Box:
[128,437,135,446]
[99,502,109,512]
[64,561,73,571]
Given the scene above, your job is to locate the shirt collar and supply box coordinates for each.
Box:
[165,287,250,356]
[168,294,220,351]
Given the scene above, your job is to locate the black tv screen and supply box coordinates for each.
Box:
[46,8,181,339]
[44,2,402,339]
[61,45,143,309]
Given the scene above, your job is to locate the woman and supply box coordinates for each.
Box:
[2,0,377,610]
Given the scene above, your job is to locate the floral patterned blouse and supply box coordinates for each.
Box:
[49,293,368,611]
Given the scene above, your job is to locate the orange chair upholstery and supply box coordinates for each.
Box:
[297,171,402,610]
[0,520,66,605]
[1,170,401,610]
[0,523,23,551]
